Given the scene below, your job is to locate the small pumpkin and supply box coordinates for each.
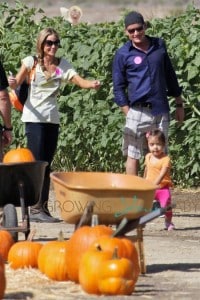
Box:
[0,230,15,262]
[0,255,6,300]
[38,231,69,281]
[3,148,35,163]
[98,247,136,295]
[79,245,113,294]
[8,231,42,269]
[90,235,140,282]
[66,225,113,282]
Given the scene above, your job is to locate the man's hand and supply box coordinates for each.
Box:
[175,106,184,124]
[2,130,12,147]
[175,96,185,124]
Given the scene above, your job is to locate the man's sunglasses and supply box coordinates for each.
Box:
[127,26,144,34]
[45,40,60,47]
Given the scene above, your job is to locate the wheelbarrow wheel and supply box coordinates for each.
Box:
[3,204,18,242]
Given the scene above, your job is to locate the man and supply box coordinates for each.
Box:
[112,11,184,175]
[0,61,12,160]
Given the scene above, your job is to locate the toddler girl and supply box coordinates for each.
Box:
[144,129,175,230]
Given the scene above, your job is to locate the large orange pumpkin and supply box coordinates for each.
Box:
[38,232,69,281]
[3,148,35,163]
[97,248,136,295]
[8,240,43,269]
[0,255,6,300]
[66,225,113,282]
[90,236,140,282]
[0,230,15,262]
[79,245,113,294]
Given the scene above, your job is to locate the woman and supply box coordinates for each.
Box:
[8,27,100,223]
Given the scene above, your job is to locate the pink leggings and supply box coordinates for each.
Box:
[155,188,172,221]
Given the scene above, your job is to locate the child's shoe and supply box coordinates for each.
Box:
[165,222,175,231]
[152,200,160,211]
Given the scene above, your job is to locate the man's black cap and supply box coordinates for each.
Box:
[124,11,145,28]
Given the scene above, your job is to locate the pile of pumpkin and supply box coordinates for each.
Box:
[0,223,140,298]
[1,147,140,297]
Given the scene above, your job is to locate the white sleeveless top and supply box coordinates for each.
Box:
[21,55,77,124]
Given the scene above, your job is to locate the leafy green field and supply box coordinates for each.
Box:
[0,1,199,187]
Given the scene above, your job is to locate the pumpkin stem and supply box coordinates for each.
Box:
[58,230,65,241]
[112,247,119,259]
[27,228,36,241]
[91,214,99,227]
[95,244,102,251]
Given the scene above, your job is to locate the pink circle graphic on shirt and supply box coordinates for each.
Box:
[134,56,142,64]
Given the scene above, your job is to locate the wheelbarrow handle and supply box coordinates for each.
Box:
[113,205,174,237]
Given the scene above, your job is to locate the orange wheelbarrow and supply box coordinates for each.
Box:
[50,171,166,273]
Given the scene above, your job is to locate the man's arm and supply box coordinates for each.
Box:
[0,62,12,147]
[0,89,12,147]
[0,89,12,129]
[112,51,129,108]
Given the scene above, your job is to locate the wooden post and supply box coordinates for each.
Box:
[137,226,146,274]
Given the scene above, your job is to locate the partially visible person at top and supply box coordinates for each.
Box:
[8,27,101,223]
[112,11,184,175]
[144,129,174,231]
[60,5,82,25]
[0,61,12,224]
[0,61,12,156]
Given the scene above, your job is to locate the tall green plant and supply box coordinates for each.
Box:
[147,4,200,187]
[0,1,199,187]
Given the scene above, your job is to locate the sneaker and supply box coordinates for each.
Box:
[165,222,175,231]
[29,211,61,223]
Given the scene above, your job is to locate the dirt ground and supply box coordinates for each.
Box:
[3,188,200,300]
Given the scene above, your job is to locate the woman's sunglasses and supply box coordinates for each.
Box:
[44,39,60,47]
[127,26,144,34]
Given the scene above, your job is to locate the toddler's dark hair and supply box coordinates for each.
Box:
[147,129,166,145]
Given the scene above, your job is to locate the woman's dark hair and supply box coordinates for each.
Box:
[147,129,166,145]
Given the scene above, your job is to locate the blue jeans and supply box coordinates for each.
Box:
[25,122,59,214]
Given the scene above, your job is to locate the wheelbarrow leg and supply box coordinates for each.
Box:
[0,207,3,225]
[75,201,95,229]
[18,182,30,240]
[137,226,146,274]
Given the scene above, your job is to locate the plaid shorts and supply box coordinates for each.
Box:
[122,107,170,159]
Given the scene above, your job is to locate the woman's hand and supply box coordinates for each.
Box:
[71,74,101,89]
[8,73,17,90]
[8,63,29,90]
[90,80,101,90]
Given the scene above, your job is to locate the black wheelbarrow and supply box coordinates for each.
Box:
[0,161,48,241]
